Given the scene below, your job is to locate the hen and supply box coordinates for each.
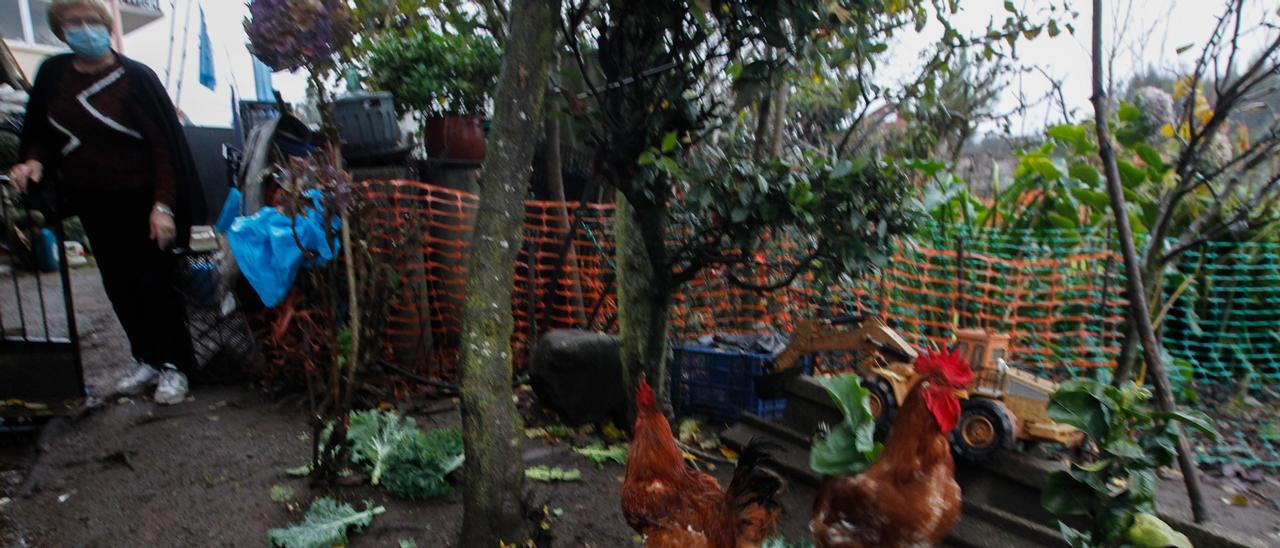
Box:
[809,349,974,547]
[622,378,786,548]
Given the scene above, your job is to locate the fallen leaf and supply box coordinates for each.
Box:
[720,447,739,461]
[602,422,625,442]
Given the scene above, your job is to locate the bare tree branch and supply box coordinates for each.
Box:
[1090,0,1211,524]
[724,247,823,292]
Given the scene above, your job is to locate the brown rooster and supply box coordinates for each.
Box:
[622,378,786,548]
[810,349,974,547]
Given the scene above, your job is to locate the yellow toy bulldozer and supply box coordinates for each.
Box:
[774,316,1083,458]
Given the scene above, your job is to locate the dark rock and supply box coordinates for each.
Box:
[529,330,625,426]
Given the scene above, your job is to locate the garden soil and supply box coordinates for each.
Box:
[1,268,1279,546]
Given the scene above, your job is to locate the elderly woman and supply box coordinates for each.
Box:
[7,0,205,404]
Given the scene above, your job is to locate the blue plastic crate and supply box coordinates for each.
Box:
[670,345,806,422]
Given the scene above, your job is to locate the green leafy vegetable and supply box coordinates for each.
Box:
[574,443,628,469]
[347,409,422,486]
[399,539,418,548]
[525,466,583,482]
[809,374,883,475]
[266,497,385,548]
[1128,513,1191,548]
[1042,379,1219,547]
[270,484,295,503]
[544,424,573,438]
[678,418,701,443]
[382,428,465,501]
[762,536,816,548]
[1048,384,1110,440]
[1150,410,1220,442]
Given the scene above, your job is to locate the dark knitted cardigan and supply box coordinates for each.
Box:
[19,52,206,248]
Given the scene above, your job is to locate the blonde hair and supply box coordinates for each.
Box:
[48,0,113,40]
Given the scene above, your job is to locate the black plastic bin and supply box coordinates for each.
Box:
[332,91,408,165]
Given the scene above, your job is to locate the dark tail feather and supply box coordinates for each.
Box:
[727,438,787,512]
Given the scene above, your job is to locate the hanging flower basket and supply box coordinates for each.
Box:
[244,0,353,72]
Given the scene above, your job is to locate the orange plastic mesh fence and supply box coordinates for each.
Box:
[311,182,1128,381]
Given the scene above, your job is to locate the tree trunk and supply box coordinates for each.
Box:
[1090,0,1210,524]
[616,192,674,417]
[1114,321,1139,385]
[767,71,790,158]
[753,97,773,161]
[753,49,778,162]
[457,0,556,544]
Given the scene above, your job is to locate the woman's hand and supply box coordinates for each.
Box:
[6,160,43,193]
[150,203,176,250]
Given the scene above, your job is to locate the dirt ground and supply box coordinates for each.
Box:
[2,268,1280,547]
[0,269,819,547]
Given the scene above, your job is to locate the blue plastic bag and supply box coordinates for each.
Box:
[35,228,60,273]
[226,193,338,307]
[215,188,242,234]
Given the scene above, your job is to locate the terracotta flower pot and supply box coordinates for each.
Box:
[424,115,487,162]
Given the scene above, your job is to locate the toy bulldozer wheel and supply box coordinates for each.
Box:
[950,398,1015,461]
[862,375,897,440]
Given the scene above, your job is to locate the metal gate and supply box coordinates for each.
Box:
[0,176,84,420]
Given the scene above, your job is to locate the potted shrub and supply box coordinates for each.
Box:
[363,24,501,162]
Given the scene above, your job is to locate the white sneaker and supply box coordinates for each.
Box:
[115,362,160,396]
[154,367,189,405]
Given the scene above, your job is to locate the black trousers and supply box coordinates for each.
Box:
[75,189,192,368]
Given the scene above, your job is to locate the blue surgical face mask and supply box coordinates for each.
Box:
[64,24,111,59]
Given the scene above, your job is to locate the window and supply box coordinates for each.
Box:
[27,0,61,46]
[1,0,66,46]
[1,0,25,43]
[970,344,986,368]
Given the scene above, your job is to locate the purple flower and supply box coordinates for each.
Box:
[244,0,352,72]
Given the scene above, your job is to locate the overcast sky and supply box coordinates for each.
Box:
[121,0,307,127]
[121,0,1277,133]
[927,0,1279,135]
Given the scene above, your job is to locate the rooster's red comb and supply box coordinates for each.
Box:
[914,348,974,387]
[635,377,656,407]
